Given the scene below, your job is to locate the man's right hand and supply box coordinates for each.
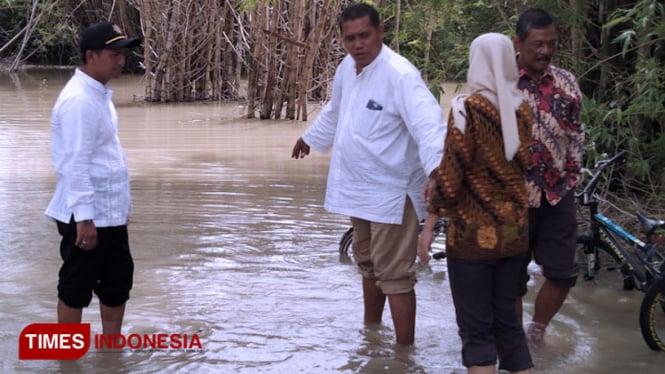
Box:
[417,213,439,266]
[422,176,437,203]
[418,228,433,266]
[291,137,310,159]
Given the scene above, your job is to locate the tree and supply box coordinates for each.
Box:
[0,1,82,70]
[582,0,665,203]
[244,0,344,119]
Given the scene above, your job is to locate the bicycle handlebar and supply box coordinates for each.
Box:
[575,150,627,205]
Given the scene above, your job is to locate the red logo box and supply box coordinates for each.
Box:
[19,323,91,360]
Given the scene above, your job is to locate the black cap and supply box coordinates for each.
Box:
[79,21,141,54]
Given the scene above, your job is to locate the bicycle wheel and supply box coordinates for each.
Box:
[339,227,354,264]
[576,236,634,291]
[639,278,665,351]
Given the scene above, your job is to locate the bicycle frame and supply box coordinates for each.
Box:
[589,212,659,290]
[577,150,665,290]
[577,150,665,351]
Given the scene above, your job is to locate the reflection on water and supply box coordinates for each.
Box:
[1,69,664,373]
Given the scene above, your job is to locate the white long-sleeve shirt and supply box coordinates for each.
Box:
[303,45,446,224]
[45,68,131,227]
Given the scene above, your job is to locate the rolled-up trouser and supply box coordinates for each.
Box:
[350,196,419,295]
[448,254,533,371]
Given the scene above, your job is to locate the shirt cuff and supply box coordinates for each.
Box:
[73,205,95,222]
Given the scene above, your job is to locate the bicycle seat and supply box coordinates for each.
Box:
[636,211,665,235]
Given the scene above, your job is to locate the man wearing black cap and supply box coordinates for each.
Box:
[45,21,141,335]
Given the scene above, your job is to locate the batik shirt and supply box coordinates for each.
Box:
[518,65,584,208]
[428,94,532,260]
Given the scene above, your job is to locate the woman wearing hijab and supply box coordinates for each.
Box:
[418,33,534,373]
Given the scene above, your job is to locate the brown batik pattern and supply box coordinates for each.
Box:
[428,94,533,260]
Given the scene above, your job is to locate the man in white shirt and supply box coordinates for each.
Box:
[292,3,446,346]
[45,21,140,335]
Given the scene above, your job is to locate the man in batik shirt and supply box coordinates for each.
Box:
[513,8,585,344]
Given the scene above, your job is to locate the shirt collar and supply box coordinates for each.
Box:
[518,65,554,83]
[74,68,111,95]
[357,44,387,75]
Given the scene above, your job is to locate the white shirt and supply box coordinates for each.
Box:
[303,45,446,224]
[45,69,131,227]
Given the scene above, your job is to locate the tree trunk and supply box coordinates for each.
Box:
[246,4,267,118]
[124,0,345,113]
[393,0,401,53]
[140,0,154,99]
[222,0,235,99]
[10,0,40,72]
[423,26,433,83]
[281,0,305,120]
[260,1,282,120]
[298,0,337,121]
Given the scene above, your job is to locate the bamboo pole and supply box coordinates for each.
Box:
[10,0,40,71]
[259,1,282,119]
[281,0,305,120]
[141,0,154,100]
[298,0,336,121]
[130,0,343,113]
[222,0,235,99]
[246,4,266,118]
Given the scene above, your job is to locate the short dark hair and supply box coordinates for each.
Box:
[338,3,380,32]
[515,8,554,41]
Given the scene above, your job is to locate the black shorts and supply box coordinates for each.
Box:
[519,192,578,296]
[57,218,134,308]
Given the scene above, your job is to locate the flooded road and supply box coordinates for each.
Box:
[1,69,664,373]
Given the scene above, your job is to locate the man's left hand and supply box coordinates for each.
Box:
[76,221,98,250]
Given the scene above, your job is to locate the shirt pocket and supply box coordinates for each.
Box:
[352,107,383,138]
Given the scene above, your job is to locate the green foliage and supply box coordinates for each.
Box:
[581,0,665,201]
[30,3,79,65]
[378,0,498,85]
[0,1,26,55]
[0,1,78,65]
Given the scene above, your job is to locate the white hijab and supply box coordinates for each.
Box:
[451,33,523,160]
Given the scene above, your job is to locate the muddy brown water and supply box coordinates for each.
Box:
[1,68,664,373]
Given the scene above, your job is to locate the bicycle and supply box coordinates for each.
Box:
[575,150,665,351]
[338,218,447,264]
